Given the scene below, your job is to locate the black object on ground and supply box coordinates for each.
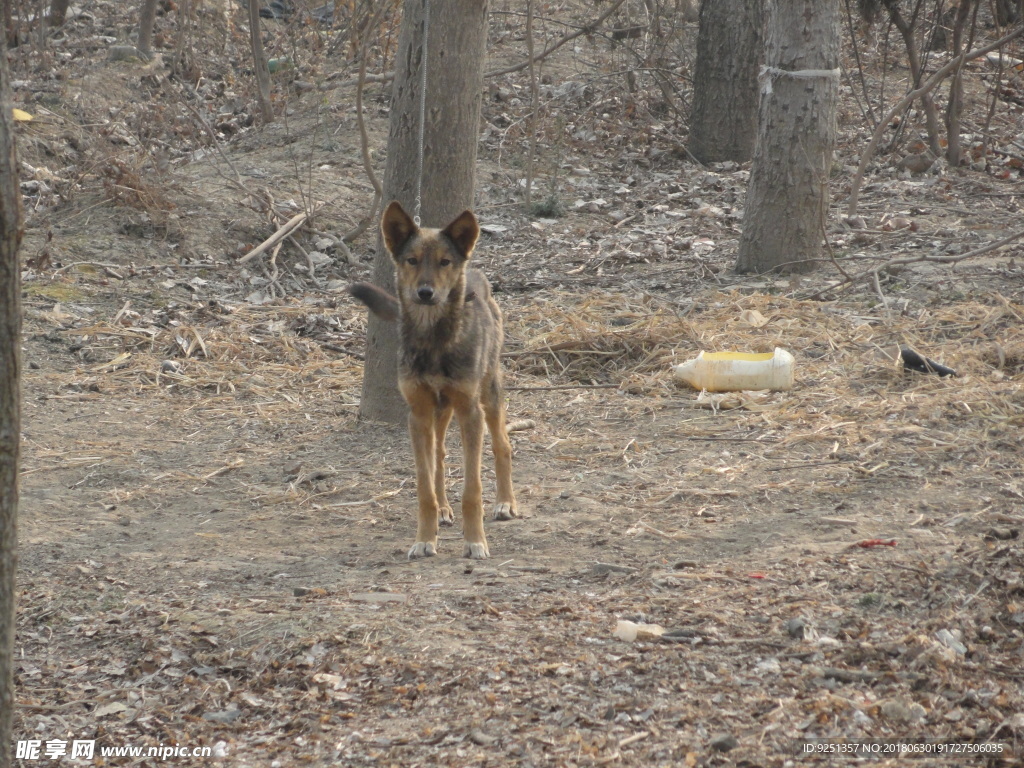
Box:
[900,346,956,377]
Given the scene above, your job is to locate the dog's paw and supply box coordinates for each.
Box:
[438,506,455,526]
[492,502,517,521]
[407,541,437,559]
[463,541,490,559]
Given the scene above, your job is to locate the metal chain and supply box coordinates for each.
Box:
[413,0,430,227]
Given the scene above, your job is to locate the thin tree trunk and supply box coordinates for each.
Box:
[359,0,490,424]
[47,0,69,25]
[137,0,159,57]
[2,0,13,48]
[736,0,840,274]
[945,0,978,166]
[0,24,25,768]
[247,0,274,123]
[883,0,942,157]
[688,0,763,163]
[523,0,537,209]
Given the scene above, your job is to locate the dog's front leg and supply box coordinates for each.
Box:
[433,404,455,526]
[405,387,440,559]
[456,397,489,559]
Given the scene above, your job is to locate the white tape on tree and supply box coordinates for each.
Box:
[760,66,840,96]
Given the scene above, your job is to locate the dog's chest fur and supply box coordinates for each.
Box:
[398,269,500,388]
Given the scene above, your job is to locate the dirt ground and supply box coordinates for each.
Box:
[8,2,1024,766]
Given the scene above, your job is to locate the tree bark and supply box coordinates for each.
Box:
[0,26,24,768]
[736,0,840,274]
[687,0,763,164]
[247,0,274,123]
[945,0,977,167]
[358,0,489,424]
[137,0,159,57]
[47,0,70,26]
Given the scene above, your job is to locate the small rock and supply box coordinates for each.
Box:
[469,729,496,746]
[592,562,637,575]
[879,699,926,724]
[108,45,150,62]
[785,618,806,638]
[853,708,873,725]
[935,629,967,656]
[203,708,243,724]
[987,527,1018,540]
[351,592,407,604]
[898,153,935,174]
[710,734,738,752]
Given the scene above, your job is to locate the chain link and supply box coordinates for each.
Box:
[413,0,430,227]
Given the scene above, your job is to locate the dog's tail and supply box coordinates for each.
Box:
[348,282,400,322]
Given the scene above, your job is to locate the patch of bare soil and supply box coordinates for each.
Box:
[9,1,1024,766]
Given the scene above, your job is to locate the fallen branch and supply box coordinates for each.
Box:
[804,227,1024,300]
[238,203,324,265]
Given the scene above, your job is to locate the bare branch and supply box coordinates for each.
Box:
[847,24,1024,215]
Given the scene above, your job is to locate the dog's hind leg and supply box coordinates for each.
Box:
[433,401,455,526]
[453,392,489,559]
[483,379,518,521]
[404,385,441,559]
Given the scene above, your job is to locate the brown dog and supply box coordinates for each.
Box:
[349,201,518,559]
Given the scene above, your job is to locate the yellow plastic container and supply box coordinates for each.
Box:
[673,348,795,392]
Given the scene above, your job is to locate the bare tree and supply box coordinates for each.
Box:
[358,0,490,423]
[247,0,274,123]
[944,0,979,166]
[736,0,840,274]
[137,0,159,57]
[687,0,763,163]
[0,26,24,768]
[874,0,943,157]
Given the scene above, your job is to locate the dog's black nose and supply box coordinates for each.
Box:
[417,286,435,302]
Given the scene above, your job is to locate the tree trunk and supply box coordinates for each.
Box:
[2,0,13,48]
[882,0,942,157]
[358,0,489,424]
[687,0,763,164]
[47,0,69,26]
[736,0,840,274]
[247,0,274,123]
[945,0,977,167]
[995,0,1021,26]
[137,0,159,57]
[0,26,24,768]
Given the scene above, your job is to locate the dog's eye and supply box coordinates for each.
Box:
[438,259,451,267]
[406,257,418,265]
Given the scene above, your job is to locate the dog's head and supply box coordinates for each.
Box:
[381,201,479,309]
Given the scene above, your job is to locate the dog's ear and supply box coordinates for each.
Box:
[381,201,418,257]
[442,210,480,259]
